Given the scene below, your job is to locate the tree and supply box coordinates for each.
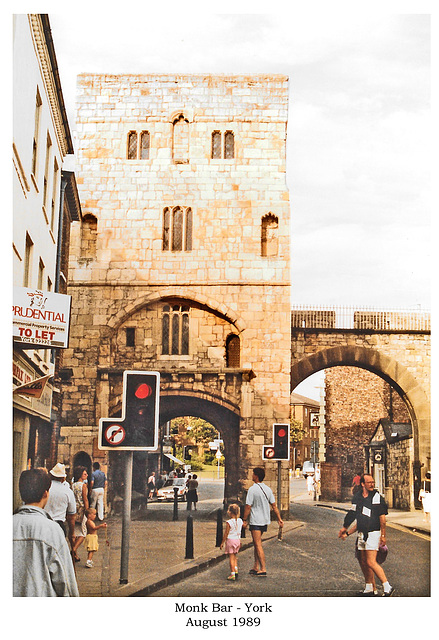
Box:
[290,419,306,446]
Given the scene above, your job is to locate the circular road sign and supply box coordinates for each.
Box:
[264,447,275,459]
[104,424,126,446]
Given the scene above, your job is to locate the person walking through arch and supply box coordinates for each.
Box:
[71,466,89,562]
[242,467,283,577]
[90,462,107,521]
[338,473,395,596]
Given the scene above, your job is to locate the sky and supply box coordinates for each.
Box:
[46,6,432,314]
[44,5,433,401]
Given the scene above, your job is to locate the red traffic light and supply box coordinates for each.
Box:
[134,383,152,399]
[276,427,287,438]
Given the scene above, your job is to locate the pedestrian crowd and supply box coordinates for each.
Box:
[13,460,109,597]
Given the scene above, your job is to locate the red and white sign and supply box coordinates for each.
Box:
[13,287,71,348]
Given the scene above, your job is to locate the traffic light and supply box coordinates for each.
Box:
[98,371,160,450]
[183,446,192,460]
[262,423,290,461]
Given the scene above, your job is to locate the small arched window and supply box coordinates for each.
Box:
[224,131,235,159]
[80,214,97,258]
[140,131,150,159]
[127,131,138,159]
[226,334,240,368]
[261,214,279,257]
[173,115,189,163]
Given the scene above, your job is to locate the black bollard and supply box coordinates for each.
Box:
[185,514,194,559]
[173,487,179,521]
[215,508,223,547]
[240,504,246,538]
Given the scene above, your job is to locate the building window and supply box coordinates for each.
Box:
[140,131,150,159]
[50,158,59,232]
[127,131,138,159]
[173,115,189,163]
[211,130,234,159]
[23,233,33,287]
[80,214,97,258]
[125,327,135,347]
[162,206,193,252]
[37,258,45,290]
[224,131,235,159]
[261,214,279,257]
[162,305,190,355]
[43,133,52,215]
[127,130,150,159]
[31,88,42,177]
[226,334,240,368]
[211,131,221,159]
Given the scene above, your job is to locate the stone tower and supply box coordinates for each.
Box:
[61,74,291,510]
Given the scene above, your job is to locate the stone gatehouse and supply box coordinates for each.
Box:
[59,74,291,511]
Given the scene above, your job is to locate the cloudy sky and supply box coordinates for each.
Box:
[48,8,431,313]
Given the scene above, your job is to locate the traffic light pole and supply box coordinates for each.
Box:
[119,451,133,584]
[277,460,282,512]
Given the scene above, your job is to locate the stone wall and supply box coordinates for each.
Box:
[61,74,291,509]
[324,366,410,497]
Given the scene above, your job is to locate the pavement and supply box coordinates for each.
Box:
[74,492,430,598]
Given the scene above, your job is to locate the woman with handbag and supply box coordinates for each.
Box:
[71,466,89,562]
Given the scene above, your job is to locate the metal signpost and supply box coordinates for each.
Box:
[98,370,160,584]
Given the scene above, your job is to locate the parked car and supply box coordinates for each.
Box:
[156,477,188,501]
[302,461,315,476]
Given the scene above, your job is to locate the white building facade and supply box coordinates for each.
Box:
[12,14,76,508]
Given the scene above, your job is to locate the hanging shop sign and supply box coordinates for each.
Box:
[13,355,53,420]
[13,287,72,348]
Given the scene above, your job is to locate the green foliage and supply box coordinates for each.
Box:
[290,419,306,445]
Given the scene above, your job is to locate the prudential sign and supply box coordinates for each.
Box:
[13,287,72,349]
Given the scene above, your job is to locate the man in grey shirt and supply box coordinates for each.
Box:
[243,467,283,577]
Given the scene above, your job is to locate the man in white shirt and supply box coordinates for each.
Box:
[242,467,283,577]
[44,463,76,548]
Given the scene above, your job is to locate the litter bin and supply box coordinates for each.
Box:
[384,487,393,508]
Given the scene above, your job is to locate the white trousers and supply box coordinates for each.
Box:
[90,488,105,520]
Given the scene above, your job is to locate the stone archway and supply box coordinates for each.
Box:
[159,394,241,506]
[291,345,430,466]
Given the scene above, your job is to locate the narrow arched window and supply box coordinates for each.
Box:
[127,131,137,159]
[163,208,170,251]
[224,131,235,159]
[172,207,183,251]
[80,214,97,258]
[212,131,221,158]
[162,305,170,355]
[226,334,240,368]
[185,208,193,251]
[173,115,189,162]
[140,131,150,159]
[261,214,279,257]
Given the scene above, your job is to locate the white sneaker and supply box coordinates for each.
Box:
[86,560,93,568]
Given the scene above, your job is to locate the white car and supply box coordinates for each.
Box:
[156,478,188,501]
[302,461,315,476]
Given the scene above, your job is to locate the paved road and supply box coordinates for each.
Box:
[148,501,430,598]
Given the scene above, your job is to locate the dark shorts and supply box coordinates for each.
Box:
[249,524,267,533]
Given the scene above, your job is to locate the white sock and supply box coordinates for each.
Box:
[363,583,374,593]
[383,581,392,593]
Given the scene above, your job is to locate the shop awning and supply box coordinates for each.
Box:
[164,453,184,464]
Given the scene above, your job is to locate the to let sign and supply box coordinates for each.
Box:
[13,287,72,349]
